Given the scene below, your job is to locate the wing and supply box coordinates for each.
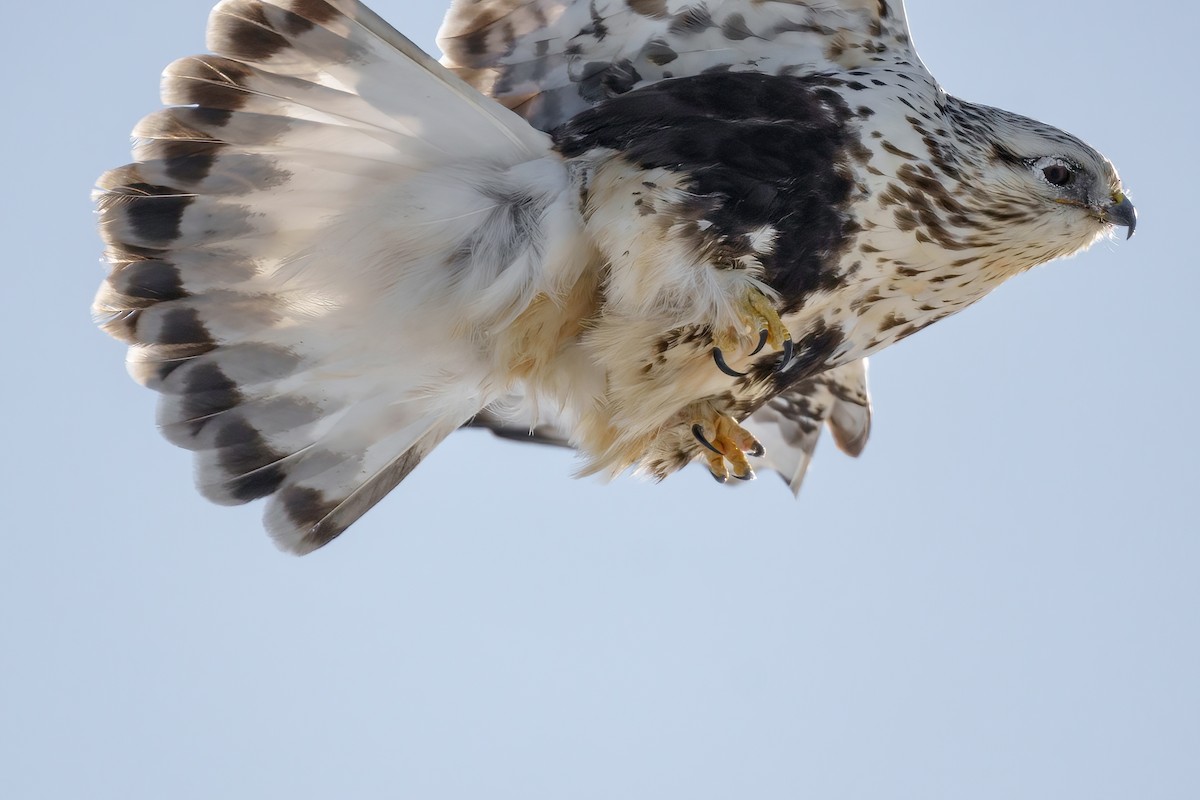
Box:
[739,359,871,494]
[439,0,920,130]
[445,0,886,485]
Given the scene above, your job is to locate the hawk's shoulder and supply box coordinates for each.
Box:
[439,0,921,130]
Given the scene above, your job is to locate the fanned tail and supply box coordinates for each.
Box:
[94,0,581,552]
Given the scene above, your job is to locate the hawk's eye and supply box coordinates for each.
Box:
[1041,163,1073,186]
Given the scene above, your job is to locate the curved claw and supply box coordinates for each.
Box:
[747,441,765,458]
[692,424,723,455]
[779,337,794,369]
[712,347,748,378]
[732,469,756,481]
[710,470,728,484]
[748,329,769,357]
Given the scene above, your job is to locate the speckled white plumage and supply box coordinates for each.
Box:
[94,0,1132,551]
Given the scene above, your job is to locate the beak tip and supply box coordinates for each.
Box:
[1106,195,1137,240]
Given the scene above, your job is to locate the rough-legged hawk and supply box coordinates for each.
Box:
[95,0,1135,552]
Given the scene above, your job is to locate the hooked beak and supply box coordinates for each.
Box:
[1102,191,1137,239]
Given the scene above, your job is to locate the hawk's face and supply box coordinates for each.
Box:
[971,106,1136,263]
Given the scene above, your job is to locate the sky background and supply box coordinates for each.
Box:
[3,1,1197,798]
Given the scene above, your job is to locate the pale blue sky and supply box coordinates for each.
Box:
[3,1,1197,798]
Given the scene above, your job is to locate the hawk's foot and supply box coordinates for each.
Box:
[690,411,764,483]
[712,287,793,377]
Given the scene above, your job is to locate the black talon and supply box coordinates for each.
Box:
[692,424,722,455]
[712,347,748,378]
[733,469,756,482]
[747,441,765,458]
[778,337,794,370]
[710,470,728,484]
[749,329,769,356]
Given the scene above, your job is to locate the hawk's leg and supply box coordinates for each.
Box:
[712,286,794,378]
[688,404,764,483]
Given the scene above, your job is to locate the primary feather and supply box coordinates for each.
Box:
[95,0,1133,552]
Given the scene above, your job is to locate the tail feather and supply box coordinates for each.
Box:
[134,107,417,166]
[262,411,469,553]
[203,0,546,155]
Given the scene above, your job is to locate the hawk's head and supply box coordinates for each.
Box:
[950,101,1135,265]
